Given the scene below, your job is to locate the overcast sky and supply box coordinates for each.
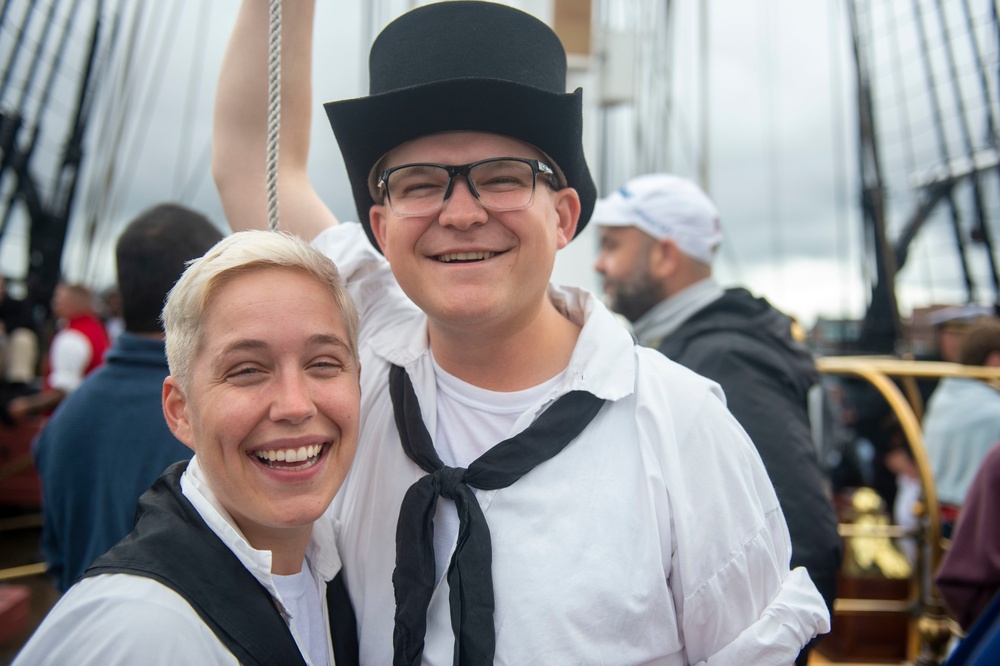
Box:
[2,0,997,327]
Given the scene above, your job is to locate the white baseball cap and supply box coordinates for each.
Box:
[592,173,722,265]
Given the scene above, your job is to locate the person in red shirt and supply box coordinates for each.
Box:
[7,282,109,422]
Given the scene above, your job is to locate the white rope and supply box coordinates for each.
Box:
[266,0,282,231]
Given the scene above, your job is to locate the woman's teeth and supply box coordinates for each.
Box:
[254,444,323,466]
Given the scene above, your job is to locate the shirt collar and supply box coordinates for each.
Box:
[548,284,636,402]
[367,284,637,404]
[180,457,343,599]
[632,277,724,346]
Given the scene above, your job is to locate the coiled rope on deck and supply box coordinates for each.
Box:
[266,0,281,231]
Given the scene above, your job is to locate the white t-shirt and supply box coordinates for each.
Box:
[316,222,830,666]
[431,350,564,580]
[47,328,93,392]
[273,559,330,666]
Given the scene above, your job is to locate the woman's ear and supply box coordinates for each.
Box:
[162,377,195,452]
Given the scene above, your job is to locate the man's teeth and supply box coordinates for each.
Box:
[438,251,496,262]
[254,444,322,464]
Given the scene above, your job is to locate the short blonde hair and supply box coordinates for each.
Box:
[162,230,360,391]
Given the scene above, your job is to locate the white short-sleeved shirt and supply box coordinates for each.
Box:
[316,222,830,666]
[47,328,93,393]
[13,457,342,666]
[923,376,1000,506]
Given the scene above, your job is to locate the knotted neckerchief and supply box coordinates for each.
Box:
[389,363,606,666]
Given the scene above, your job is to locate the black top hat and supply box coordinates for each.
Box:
[324,1,597,250]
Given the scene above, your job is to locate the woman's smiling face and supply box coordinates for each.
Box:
[162,266,360,547]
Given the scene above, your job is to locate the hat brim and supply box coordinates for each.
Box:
[324,78,596,250]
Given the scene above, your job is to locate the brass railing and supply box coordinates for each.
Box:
[816,356,1000,665]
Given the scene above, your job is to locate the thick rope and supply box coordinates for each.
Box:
[266,0,281,231]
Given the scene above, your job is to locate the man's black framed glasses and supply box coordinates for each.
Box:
[377,157,560,217]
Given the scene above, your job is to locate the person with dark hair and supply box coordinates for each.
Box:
[922,316,1000,516]
[31,204,223,592]
[212,2,829,664]
[592,173,843,666]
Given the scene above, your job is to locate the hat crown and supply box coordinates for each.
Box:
[369,2,567,95]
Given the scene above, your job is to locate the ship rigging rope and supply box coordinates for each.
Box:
[266,0,281,232]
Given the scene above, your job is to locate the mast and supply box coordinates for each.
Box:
[844,0,999,352]
[0,0,106,312]
[846,0,901,354]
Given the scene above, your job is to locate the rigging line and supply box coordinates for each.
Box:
[629,0,642,177]
[883,1,936,301]
[911,0,977,302]
[669,9,697,181]
[0,0,35,103]
[994,2,999,121]
[937,0,1000,293]
[9,0,60,115]
[31,0,85,164]
[0,2,12,38]
[757,0,782,297]
[53,0,105,287]
[636,0,659,173]
[662,0,677,174]
[81,1,136,286]
[0,0,63,243]
[884,3,918,177]
[74,0,122,228]
[934,0,1000,299]
[698,0,709,193]
[172,0,211,198]
[266,0,281,232]
[850,0,893,308]
[101,0,184,229]
[709,1,741,282]
[632,0,645,171]
[179,135,211,204]
[85,0,145,235]
[957,0,999,142]
[83,0,172,282]
[73,0,134,277]
[0,0,84,257]
[828,0,852,321]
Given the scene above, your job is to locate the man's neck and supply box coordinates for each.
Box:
[428,297,580,392]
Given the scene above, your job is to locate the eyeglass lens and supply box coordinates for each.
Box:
[386,159,538,216]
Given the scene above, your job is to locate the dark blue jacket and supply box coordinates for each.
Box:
[33,332,192,592]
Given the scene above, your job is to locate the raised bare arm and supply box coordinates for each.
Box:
[213,0,337,240]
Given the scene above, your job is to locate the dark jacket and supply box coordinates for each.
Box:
[655,288,843,610]
[33,333,192,592]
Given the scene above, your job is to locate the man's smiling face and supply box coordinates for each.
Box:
[369,131,580,335]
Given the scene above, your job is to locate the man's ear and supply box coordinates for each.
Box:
[369,205,390,255]
[649,238,679,278]
[553,188,581,249]
[162,377,196,452]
